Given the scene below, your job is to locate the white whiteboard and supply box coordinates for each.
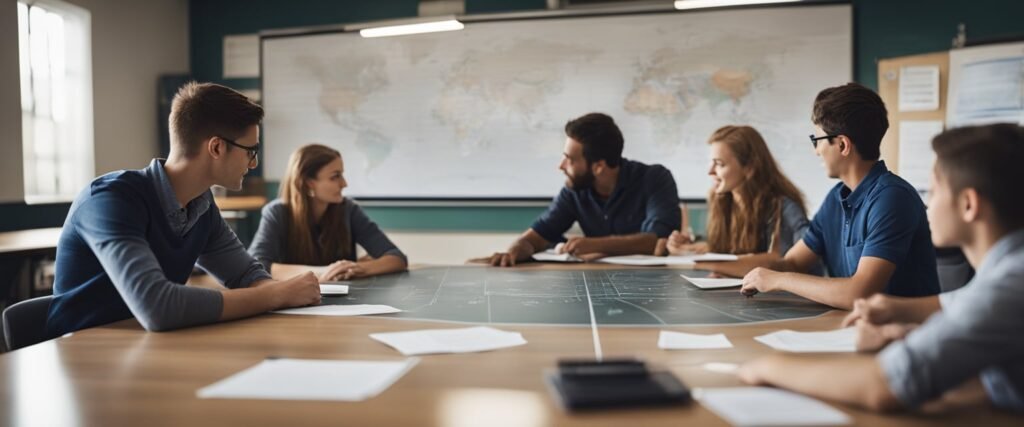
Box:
[262,5,852,203]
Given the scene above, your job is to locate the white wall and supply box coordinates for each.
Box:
[383,231,522,265]
[66,0,189,175]
[0,1,25,202]
[0,0,189,203]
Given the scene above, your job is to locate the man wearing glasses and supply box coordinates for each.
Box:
[738,83,940,309]
[47,82,320,336]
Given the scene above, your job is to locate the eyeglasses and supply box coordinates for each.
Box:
[808,133,838,149]
[217,136,259,163]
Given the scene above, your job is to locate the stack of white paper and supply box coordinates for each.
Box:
[274,304,401,316]
[595,253,740,267]
[755,328,856,353]
[596,255,675,266]
[370,326,527,356]
[683,253,740,262]
[702,362,739,374]
[680,274,743,289]
[319,284,350,295]
[695,387,851,426]
[658,330,733,349]
[197,358,418,401]
[532,249,583,263]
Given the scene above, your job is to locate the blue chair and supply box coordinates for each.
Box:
[2,295,54,351]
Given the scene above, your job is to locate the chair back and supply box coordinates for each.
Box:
[936,247,974,293]
[2,295,55,351]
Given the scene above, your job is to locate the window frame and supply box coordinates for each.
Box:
[18,0,94,205]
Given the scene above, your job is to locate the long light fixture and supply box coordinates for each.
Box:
[674,0,801,10]
[358,17,464,38]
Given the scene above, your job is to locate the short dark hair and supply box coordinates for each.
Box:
[565,112,624,168]
[933,123,1024,230]
[812,83,888,160]
[169,82,264,157]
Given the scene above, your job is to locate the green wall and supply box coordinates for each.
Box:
[856,0,1024,89]
[0,202,69,233]
[3,0,1021,233]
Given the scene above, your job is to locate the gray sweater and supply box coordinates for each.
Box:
[248,198,407,271]
[765,196,811,256]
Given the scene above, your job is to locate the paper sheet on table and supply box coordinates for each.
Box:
[597,255,677,266]
[319,284,350,295]
[680,274,743,289]
[596,253,738,266]
[754,327,856,353]
[683,253,739,262]
[695,387,851,426]
[532,249,583,263]
[658,330,733,350]
[197,358,418,401]
[370,326,527,356]
[273,304,401,316]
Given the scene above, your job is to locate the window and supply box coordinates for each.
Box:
[18,0,93,204]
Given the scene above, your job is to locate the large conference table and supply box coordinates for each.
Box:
[1,263,1020,426]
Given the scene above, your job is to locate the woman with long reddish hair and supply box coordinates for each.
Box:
[249,144,406,281]
[668,125,816,277]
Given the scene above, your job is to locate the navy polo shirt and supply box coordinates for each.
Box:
[530,159,681,243]
[803,161,939,297]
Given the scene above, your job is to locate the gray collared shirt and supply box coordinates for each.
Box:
[147,159,271,288]
[152,158,212,237]
[879,229,1024,411]
[766,196,810,256]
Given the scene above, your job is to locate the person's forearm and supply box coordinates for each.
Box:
[506,236,545,260]
[220,285,281,321]
[511,237,536,253]
[696,253,778,278]
[654,238,668,256]
[248,278,279,288]
[891,296,942,323]
[589,233,658,256]
[753,355,900,411]
[919,376,991,413]
[269,263,317,280]
[773,255,809,273]
[358,254,407,276]
[775,273,875,310]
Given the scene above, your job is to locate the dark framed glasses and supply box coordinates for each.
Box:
[808,133,838,149]
[217,136,259,162]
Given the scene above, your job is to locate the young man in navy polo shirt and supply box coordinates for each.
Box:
[47,83,321,335]
[739,124,1024,413]
[487,113,681,266]
[739,83,940,309]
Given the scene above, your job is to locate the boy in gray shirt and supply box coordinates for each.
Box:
[737,124,1024,412]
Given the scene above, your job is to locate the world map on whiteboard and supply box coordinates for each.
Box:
[262,5,851,205]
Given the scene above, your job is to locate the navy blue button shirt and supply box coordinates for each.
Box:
[530,159,681,243]
[803,161,939,297]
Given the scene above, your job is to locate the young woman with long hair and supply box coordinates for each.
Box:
[249,144,407,281]
[668,125,815,277]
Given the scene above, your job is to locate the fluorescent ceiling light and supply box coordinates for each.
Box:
[359,19,464,38]
[674,0,801,10]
